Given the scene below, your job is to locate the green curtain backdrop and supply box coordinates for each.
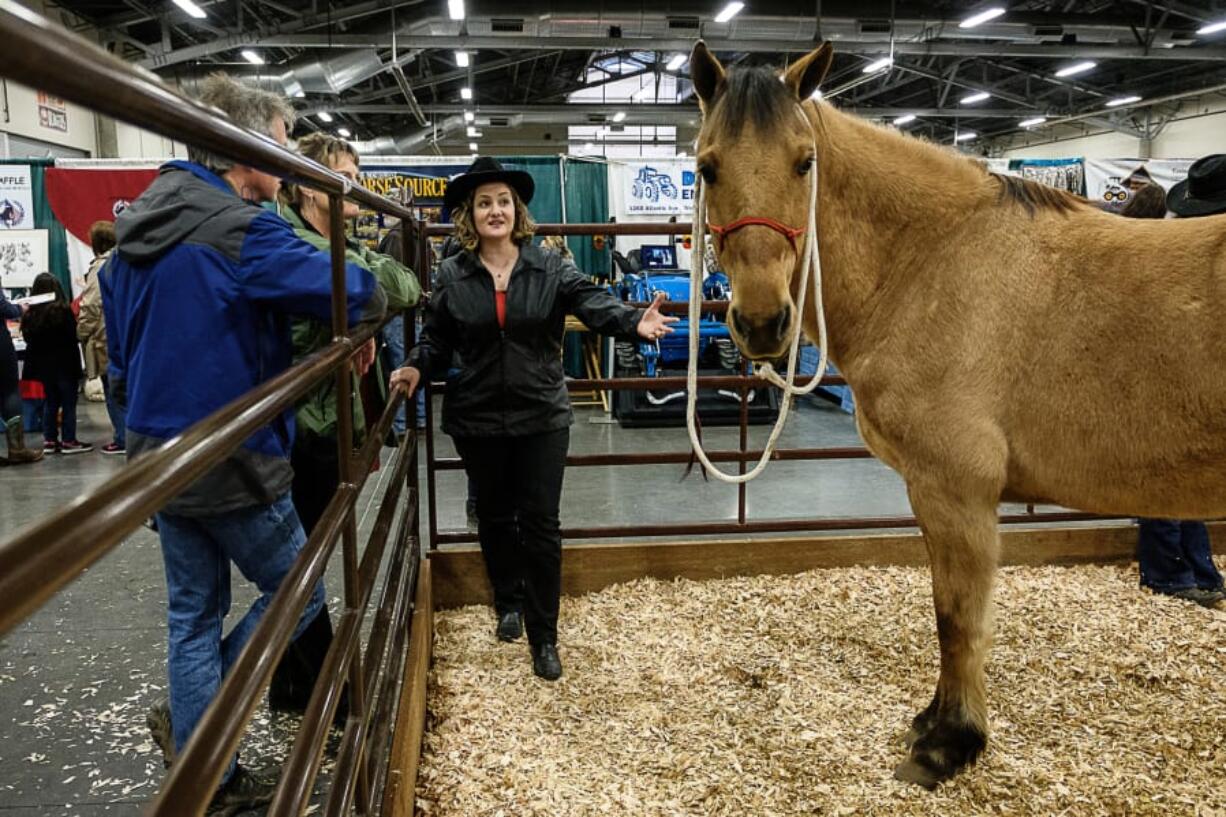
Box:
[561,158,610,279]
[503,156,562,224]
[1,158,70,295]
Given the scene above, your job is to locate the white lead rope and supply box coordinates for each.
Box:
[685,113,830,483]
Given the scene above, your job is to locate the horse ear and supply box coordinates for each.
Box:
[783,43,834,102]
[689,41,726,111]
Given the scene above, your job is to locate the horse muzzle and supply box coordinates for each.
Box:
[728,304,793,360]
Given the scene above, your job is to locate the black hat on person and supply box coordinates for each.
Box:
[443,156,534,210]
[1166,154,1226,217]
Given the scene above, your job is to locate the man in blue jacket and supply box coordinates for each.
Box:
[100,73,385,814]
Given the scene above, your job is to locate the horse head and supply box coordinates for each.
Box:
[690,42,833,361]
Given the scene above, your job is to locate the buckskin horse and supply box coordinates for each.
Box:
[688,41,1226,788]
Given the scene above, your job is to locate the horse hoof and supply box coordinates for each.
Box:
[901,725,924,748]
[894,720,986,790]
[893,757,941,790]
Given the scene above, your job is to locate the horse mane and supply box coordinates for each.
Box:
[987,170,1087,216]
[710,65,795,138]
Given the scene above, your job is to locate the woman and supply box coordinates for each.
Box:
[390,156,676,680]
[77,220,124,454]
[21,273,91,454]
[1,291,41,464]
[268,132,421,713]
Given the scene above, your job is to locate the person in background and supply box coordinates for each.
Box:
[268,132,420,714]
[1124,160,1226,609]
[21,273,90,454]
[77,220,123,455]
[389,156,676,681]
[539,233,574,261]
[0,290,41,464]
[101,73,385,814]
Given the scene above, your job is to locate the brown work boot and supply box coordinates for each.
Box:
[1,416,43,465]
[206,764,276,817]
[145,700,176,769]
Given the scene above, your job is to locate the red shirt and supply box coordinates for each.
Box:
[495,290,507,329]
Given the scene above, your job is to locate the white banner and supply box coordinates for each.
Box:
[613,159,696,216]
[0,165,35,230]
[0,229,49,288]
[1084,158,1194,211]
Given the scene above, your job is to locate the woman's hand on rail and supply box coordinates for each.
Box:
[354,338,377,376]
[390,365,422,398]
[636,292,680,341]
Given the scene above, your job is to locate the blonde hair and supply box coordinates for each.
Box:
[283,132,360,207]
[539,233,573,260]
[452,186,536,252]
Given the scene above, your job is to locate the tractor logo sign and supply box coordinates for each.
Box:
[624,163,695,215]
[631,167,679,203]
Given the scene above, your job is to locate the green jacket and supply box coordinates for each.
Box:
[274,203,422,443]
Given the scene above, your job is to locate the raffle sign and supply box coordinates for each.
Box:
[0,165,35,230]
[0,229,49,288]
[614,160,696,216]
[1084,158,1193,211]
[37,91,68,133]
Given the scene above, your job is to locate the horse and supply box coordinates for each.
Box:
[688,40,1226,789]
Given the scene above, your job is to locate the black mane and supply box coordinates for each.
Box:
[711,65,794,137]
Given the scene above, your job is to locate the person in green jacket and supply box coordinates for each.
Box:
[269,132,421,714]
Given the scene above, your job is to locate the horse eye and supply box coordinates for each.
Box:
[798,157,814,175]
[699,165,717,185]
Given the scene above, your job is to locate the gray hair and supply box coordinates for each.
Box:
[187,73,296,174]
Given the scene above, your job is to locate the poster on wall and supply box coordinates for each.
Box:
[0,165,35,230]
[358,158,473,249]
[37,91,68,133]
[1084,159,1194,212]
[0,229,49,288]
[613,160,696,216]
[1015,158,1085,195]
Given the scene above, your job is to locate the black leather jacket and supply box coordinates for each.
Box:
[409,243,643,437]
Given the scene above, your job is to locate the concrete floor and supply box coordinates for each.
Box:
[0,393,1072,813]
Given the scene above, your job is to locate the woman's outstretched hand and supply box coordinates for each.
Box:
[636,291,680,341]
[389,365,423,398]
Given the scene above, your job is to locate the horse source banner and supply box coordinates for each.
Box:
[1084,158,1193,212]
[612,160,696,216]
[0,229,49,288]
[0,165,35,230]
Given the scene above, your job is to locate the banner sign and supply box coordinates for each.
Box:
[359,159,472,206]
[0,165,35,230]
[0,229,49,288]
[613,160,696,216]
[37,91,68,133]
[1084,158,1193,212]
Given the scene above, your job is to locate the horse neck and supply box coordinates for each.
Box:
[804,103,987,363]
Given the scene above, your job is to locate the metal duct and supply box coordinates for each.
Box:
[281,49,388,96]
[352,114,470,154]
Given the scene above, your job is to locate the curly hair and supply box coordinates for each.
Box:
[280,132,360,207]
[188,73,296,174]
[451,186,536,252]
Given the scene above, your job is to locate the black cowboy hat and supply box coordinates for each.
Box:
[1166,154,1226,217]
[443,156,534,210]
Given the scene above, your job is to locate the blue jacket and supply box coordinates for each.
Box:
[101,161,386,516]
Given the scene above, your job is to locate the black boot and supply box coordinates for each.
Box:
[496,611,524,642]
[531,643,562,681]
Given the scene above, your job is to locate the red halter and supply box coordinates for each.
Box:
[705,216,805,254]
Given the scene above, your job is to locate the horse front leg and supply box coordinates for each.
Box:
[894,482,1000,789]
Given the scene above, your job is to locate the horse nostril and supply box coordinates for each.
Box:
[772,306,792,341]
[729,308,750,339]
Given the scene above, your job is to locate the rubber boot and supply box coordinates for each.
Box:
[2,416,43,465]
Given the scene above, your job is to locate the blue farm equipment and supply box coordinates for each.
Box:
[630,167,680,203]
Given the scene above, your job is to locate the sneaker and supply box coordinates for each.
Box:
[1168,587,1224,609]
[42,440,58,454]
[59,440,94,455]
[206,764,276,817]
[100,442,125,455]
[146,701,176,769]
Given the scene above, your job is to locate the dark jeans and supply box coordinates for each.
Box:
[1,384,20,421]
[454,427,569,646]
[1137,519,1223,593]
[42,375,79,443]
[101,375,126,448]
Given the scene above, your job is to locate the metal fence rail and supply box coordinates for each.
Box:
[0,5,423,816]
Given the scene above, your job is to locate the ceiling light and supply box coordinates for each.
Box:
[1019,116,1047,128]
[1054,61,1096,78]
[460,87,473,100]
[678,150,688,158]
[954,131,977,142]
[337,127,351,137]
[862,57,893,74]
[810,88,823,100]
[613,111,626,122]
[241,50,264,65]
[893,114,916,126]
[666,54,687,71]
[469,142,479,151]
[583,142,595,151]
[463,111,475,122]
[713,2,744,23]
[958,6,1005,28]
[467,126,480,137]
[317,111,333,123]
[1106,95,1142,107]
[455,51,469,68]
[1197,19,1226,35]
[293,90,305,98]
[172,0,207,19]
[960,91,990,104]
[448,0,464,21]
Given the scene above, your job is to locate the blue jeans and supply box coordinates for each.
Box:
[1137,519,1223,593]
[42,375,79,443]
[156,492,325,784]
[101,375,125,448]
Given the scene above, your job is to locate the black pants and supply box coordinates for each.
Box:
[454,427,569,647]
